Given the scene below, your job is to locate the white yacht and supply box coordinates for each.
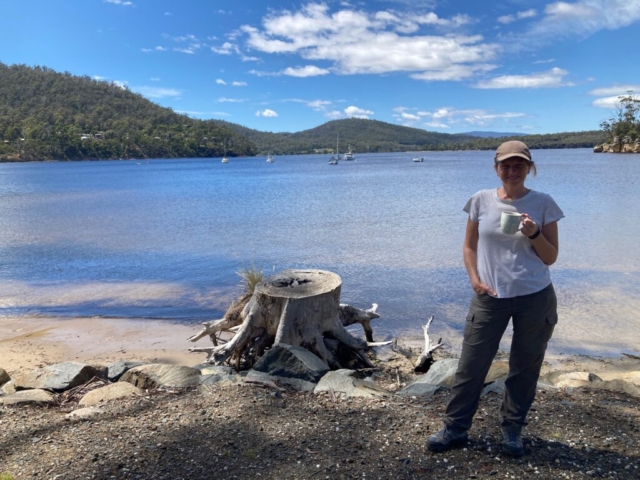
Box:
[344,147,355,160]
[413,156,424,162]
[266,154,275,163]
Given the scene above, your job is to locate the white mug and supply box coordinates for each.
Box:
[501,212,523,235]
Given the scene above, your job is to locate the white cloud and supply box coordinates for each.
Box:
[344,106,373,119]
[509,1,640,48]
[256,109,278,117]
[177,110,230,117]
[475,67,574,89]
[589,85,640,108]
[156,46,167,51]
[150,77,160,81]
[533,58,555,64]
[498,9,537,24]
[394,106,526,129]
[308,100,332,110]
[217,97,246,103]
[104,0,133,6]
[588,85,640,96]
[212,42,238,55]
[325,110,343,119]
[132,86,181,98]
[237,3,498,81]
[112,80,128,90]
[282,65,330,77]
[216,79,227,85]
[93,75,107,81]
[164,12,172,16]
[232,81,248,86]
[174,47,196,54]
[143,46,167,52]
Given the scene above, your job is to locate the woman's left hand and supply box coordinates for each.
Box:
[520,213,539,238]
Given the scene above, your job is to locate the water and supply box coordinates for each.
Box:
[1,150,639,357]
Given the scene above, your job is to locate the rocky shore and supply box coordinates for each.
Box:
[2,338,640,479]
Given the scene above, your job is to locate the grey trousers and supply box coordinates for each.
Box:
[444,283,557,433]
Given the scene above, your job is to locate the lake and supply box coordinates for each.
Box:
[1,149,639,357]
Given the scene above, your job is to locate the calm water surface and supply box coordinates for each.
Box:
[1,149,639,356]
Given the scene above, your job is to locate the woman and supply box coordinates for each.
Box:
[427,140,564,457]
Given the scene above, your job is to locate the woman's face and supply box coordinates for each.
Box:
[495,157,530,187]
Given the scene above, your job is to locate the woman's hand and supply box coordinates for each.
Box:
[471,279,497,297]
[520,213,539,238]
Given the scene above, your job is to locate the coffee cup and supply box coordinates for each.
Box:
[501,212,523,235]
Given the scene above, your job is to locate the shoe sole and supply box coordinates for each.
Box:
[427,436,468,453]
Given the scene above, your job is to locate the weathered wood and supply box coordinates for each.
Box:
[189,269,379,370]
[414,315,443,373]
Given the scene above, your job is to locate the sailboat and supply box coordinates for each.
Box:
[328,133,340,164]
[266,154,275,163]
[344,146,355,160]
[221,139,229,163]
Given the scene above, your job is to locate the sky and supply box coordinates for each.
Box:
[2,0,640,134]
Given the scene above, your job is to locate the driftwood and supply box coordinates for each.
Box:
[189,269,383,370]
[414,315,443,373]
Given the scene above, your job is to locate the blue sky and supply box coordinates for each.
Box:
[2,0,640,134]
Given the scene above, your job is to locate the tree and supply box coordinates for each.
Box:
[600,91,640,141]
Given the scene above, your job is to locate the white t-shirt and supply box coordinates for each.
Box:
[463,189,565,298]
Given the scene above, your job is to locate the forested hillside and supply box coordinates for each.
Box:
[0,63,254,161]
[0,63,606,161]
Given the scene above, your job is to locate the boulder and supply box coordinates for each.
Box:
[199,372,243,387]
[195,365,235,376]
[396,378,442,398]
[252,344,330,384]
[481,378,506,397]
[419,358,459,387]
[0,368,10,387]
[595,379,640,398]
[107,361,145,381]
[244,369,316,392]
[541,371,603,388]
[79,382,144,406]
[314,370,389,398]
[618,371,640,386]
[12,362,107,392]
[1,381,16,396]
[593,144,604,153]
[485,361,509,384]
[119,364,201,389]
[0,389,54,405]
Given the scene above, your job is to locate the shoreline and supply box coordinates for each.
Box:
[2,315,639,381]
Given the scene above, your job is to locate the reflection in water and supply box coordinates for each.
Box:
[1,150,639,357]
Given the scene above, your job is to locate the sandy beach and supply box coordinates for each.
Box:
[2,315,640,382]
[0,316,203,375]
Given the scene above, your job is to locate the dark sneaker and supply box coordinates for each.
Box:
[427,425,468,452]
[501,429,524,457]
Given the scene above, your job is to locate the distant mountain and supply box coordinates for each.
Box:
[0,63,607,162]
[462,131,526,138]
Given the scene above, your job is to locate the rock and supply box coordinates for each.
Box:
[1,380,17,395]
[119,364,201,389]
[0,368,10,387]
[541,371,603,388]
[618,371,640,386]
[315,370,390,398]
[481,378,506,397]
[593,144,604,153]
[79,382,144,406]
[595,379,640,398]
[199,372,243,386]
[419,358,459,387]
[252,344,330,384]
[245,369,317,392]
[396,379,441,398]
[12,362,107,392]
[66,407,105,421]
[107,361,145,381]
[195,365,235,376]
[0,389,54,405]
[485,361,509,384]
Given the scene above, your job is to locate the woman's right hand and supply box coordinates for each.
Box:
[471,280,497,297]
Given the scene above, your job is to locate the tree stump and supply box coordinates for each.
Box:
[190,269,376,369]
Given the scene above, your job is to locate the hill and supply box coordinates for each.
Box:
[0,63,607,161]
[0,63,255,161]
[462,131,526,138]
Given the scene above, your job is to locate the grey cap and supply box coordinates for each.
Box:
[495,140,532,162]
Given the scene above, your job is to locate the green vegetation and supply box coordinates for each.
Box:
[599,92,640,141]
[0,473,16,480]
[0,63,255,161]
[0,62,607,162]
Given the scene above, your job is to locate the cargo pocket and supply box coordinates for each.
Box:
[546,313,558,325]
[466,312,475,324]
